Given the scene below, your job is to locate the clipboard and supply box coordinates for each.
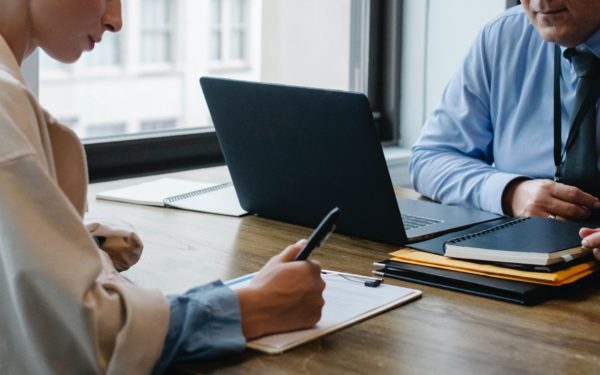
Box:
[226,270,422,354]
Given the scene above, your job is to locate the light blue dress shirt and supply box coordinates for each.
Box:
[152,280,246,374]
[409,6,600,215]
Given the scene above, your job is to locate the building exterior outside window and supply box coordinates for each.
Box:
[140,0,174,64]
[39,0,352,140]
[210,0,249,66]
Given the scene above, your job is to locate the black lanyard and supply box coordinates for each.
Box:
[553,44,600,182]
[553,45,562,181]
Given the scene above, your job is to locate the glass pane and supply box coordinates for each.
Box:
[141,0,170,27]
[86,122,127,138]
[140,0,172,64]
[211,0,222,25]
[230,30,245,60]
[39,0,353,140]
[211,31,222,60]
[141,32,171,63]
[140,118,178,132]
[231,0,246,25]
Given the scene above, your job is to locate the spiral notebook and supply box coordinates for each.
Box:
[96,177,247,217]
[441,217,590,266]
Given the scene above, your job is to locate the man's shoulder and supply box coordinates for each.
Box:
[481,6,533,36]
[477,6,542,54]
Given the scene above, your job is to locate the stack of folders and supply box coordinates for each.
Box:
[373,217,599,305]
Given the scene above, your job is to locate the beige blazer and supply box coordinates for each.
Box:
[0,35,169,374]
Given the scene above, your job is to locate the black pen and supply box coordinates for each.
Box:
[295,207,340,261]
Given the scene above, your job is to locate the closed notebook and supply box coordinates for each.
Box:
[389,249,597,286]
[373,260,550,305]
[96,177,247,217]
[441,217,591,265]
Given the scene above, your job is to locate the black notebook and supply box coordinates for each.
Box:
[373,260,549,305]
[373,260,599,305]
[441,217,590,266]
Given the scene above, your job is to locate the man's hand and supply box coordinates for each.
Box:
[580,228,600,262]
[235,240,326,339]
[502,179,600,220]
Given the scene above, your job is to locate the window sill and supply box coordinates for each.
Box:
[208,62,252,74]
[383,146,411,187]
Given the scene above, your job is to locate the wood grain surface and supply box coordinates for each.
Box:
[89,166,600,375]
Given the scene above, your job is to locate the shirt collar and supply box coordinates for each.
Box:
[577,27,600,59]
[0,33,26,86]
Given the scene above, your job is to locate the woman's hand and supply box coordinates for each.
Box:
[235,240,326,339]
[580,228,600,262]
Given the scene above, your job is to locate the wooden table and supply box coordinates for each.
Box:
[89,166,600,375]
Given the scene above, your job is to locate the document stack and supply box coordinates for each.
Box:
[373,217,599,304]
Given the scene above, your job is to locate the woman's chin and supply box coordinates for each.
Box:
[43,48,83,64]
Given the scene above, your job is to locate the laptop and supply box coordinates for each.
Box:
[200,77,500,245]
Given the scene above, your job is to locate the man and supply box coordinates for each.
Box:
[409,0,600,260]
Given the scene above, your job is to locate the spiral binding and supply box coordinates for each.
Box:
[164,182,233,204]
[444,217,530,246]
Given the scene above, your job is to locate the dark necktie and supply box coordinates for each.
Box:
[560,49,600,198]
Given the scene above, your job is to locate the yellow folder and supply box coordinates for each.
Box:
[389,249,597,286]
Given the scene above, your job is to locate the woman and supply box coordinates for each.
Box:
[0,1,325,373]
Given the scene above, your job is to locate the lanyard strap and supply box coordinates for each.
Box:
[553,45,600,181]
[553,45,562,180]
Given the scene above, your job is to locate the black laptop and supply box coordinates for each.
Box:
[200,77,499,245]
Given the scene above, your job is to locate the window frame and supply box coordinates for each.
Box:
[85,128,224,181]
[365,0,403,143]
[139,0,177,67]
[25,0,403,182]
[209,0,251,70]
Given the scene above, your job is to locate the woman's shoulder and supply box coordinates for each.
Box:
[0,74,40,165]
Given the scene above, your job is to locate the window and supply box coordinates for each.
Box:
[86,122,127,138]
[140,0,175,64]
[210,0,223,61]
[34,0,381,181]
[210,0,250,67]
[140,118,178,132]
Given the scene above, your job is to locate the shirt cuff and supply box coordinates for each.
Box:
[479,172,529,215]
[153,280,246,374]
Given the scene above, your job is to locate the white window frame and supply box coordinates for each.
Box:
[209,0,251,71]
[137,0,177,71]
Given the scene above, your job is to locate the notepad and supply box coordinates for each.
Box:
[442,217,590,266]
[226,271,421,354]
[96,177,247,217]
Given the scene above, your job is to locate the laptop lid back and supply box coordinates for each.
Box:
[200,77,407,245]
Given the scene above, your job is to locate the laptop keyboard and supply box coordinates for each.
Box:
[401,213,442,230]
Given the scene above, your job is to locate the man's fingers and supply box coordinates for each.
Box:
[545,198,591,220]
[551,214,566,221]
[552,183,600,209]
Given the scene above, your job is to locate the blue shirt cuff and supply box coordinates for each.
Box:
[153,280,246,374]
[480,172,529,215]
